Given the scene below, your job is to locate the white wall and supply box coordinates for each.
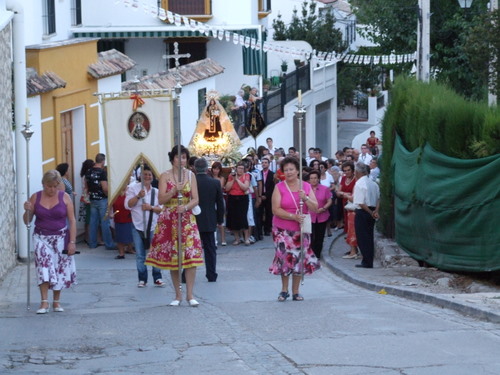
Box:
[27,95,45,195]
[125,38,166,79]
[207,38,260,96]
[82,0,162,27]
[266,40,312,78]
[211,0,258,25]
[24,0,74,45]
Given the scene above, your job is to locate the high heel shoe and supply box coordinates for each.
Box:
[53,300,64,312]
[36,300,50,314]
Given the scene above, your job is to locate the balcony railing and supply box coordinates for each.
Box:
[264,64,311,126]
[162,0,211,16]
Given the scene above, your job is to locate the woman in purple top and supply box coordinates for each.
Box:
[23,170,77,314]
[269,157,320,302]
[306,170,332,260]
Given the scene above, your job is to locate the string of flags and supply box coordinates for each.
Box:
[113,0,416,66]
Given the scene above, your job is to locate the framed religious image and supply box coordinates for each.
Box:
[128,112,150,140]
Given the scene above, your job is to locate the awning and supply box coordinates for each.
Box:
[72,30,204,38]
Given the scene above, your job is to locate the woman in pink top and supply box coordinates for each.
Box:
[269,157,320,302]
[306,170,332,260]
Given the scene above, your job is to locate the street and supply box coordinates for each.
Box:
[1,236,499,374]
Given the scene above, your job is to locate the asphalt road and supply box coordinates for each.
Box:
[1,237,499,375]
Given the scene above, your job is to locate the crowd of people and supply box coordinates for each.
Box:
[23,132,382,312]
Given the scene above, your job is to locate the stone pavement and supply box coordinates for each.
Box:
[1,236,499,374]
[323,231,500,324]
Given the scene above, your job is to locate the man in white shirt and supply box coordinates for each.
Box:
[266,137,277,154]
[353,163,380,268]
[305,147,316,165]
[359,144,373,165]
[125,165,164,287]
[369,158,380,181]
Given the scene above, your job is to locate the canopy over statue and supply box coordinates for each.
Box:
[189,90,242,165]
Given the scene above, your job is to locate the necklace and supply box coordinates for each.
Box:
[172,168,185,185]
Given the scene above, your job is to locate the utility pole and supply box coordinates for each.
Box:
[417,0,431,82]
[489,0,498,106]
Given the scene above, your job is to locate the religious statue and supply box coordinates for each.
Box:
[188,90,242,166]
[204,98,222,141]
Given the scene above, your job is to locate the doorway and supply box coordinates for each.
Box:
[60,111,74,187]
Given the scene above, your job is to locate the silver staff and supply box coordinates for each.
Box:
[21,113,34,310]
[294,96,306,284]
[164,42,190,293]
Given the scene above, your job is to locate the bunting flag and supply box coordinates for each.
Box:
[99,91,174,205]
[112,0,417,67]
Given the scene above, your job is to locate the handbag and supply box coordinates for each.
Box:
[284,181,312,234]
[345,201,357,211]
[189,171,201,215]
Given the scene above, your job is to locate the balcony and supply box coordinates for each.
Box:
[161,0,212,22]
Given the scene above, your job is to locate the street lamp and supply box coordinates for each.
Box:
[417,0,474,82]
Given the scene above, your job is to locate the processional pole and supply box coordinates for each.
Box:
[165,42,190,294]
[294,91,307,285]
[21,109,34,310]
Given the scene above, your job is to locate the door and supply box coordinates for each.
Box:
[60,111,74,187]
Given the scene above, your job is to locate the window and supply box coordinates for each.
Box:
[43,0,56,35]
[72,0,82,26]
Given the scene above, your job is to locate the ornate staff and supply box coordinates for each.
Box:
[21,109,34,310]
[294,91,307,284]
[164,42,190,293]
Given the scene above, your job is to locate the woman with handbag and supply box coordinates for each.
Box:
[145,146,203,307]
[269,157,319,302]
[23,170,77,314]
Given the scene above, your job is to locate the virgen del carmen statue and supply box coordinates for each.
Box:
[189,90,243,172]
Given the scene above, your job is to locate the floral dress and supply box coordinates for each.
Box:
[145,180,203,270]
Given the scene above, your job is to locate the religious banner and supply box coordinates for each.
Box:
[99,91,174,205]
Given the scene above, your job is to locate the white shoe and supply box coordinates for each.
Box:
[36,300,50,314]
[169,300,181,306]
[53,300,64,312]
[137,281,146,288]
[187,299,199,307]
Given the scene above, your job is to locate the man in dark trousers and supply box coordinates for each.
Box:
[353,162,380,268]
[194,157,225,282]
[259,156,275,236]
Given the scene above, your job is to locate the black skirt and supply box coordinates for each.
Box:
[226,195,249,230]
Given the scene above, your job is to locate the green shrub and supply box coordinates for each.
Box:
[379,77,500,237]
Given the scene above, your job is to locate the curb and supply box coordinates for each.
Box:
[323,233,500,324]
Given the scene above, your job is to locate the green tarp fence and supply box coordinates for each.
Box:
[392,135,500,272]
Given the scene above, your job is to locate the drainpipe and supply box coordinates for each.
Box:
[6,0,29,260]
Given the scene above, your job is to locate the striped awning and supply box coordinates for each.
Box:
[72,30,204,38]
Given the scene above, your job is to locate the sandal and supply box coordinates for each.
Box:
[292,294,304,301]
[115,255,125,259]
[232,240,240,246]
[277,291,290,302]
[244,240,251,246]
